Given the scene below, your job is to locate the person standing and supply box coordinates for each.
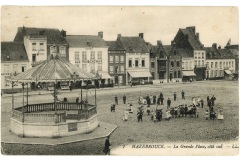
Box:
[76,97,79,103]
[115,95,118,105]
[123,95,126,104]
[160,92,164,105]
[173,92,177,101]
[211,95,216,106]
[153,95,157,104]
[103,136,111,155]
[181,90,185,99]
[207,96,210,102]
[167,98,171,109]
[146,94,150,106]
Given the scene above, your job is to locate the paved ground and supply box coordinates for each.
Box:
[1,80,239,155]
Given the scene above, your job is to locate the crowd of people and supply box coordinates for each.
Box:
[110,91,224,122]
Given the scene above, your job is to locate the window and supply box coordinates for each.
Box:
[185,62,189,69]
[39,43,44,50]
[129,59,132,67]
[115,66,118,73]
[198,60,200,66]
[195,60,197,66]
[189,62,192,69]
[118,76,123,84]
[220,62,222,68]
[135,59,139,67]
[226,62,228,67]
[215,62,218,68]
[90,63,95,74]
[21,65,26,72]
[182,62,185,69]
[210,62,213,68]
[223,62,225,68]
[110,66,113,73]
[120,66,124,73]
[202,52,204,59]
[32,54,36,62]
[142,58,145,67]
[97,63,102,71]
[75,52,80,63]
[32,43,37,51]
[219,70,222,77]
[215,70,218,77]
[110,56,113,63]
[202,60,204,66]
[174,71,177,78]
[4,65,10,74]
[151,62,155,68]
[97,51,102,60]
[198,52,201,59]
[194,53,197,59]
[176,61,180,67]
[60,47,66,57]
[120,56,124,63]
[171,61,174,68]
[115,56,119,63]
[82,52,87,61]
[82,64,87,71]
[178,71,181,78]
[232,61,234,68]
[90,51,95,60]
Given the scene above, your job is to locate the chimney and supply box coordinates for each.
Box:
[61,29,66,37]
[157,40,162,46]
[212,43,217,49]
[98,31,103,38]
[186,26,196,34]
[196,33,199,39]
[117,34,121,38]
[218,45,221,49]
[139,33,144,39]
[22,25,26,35]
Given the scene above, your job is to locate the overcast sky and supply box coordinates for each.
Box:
[1,6,238,47]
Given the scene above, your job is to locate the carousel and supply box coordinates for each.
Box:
[9,53,99,138]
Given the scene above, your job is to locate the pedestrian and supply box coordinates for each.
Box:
[137,107,143,122]
[76,97,79,103]
[173,92,177,101]
[181,90,185,99]
[157,95,160,105]
[115,95,118,105]
[69,83,72,91]
[153,95,156,104]
[160,92,164,105]
[211,95,216,106]
[207,100,212,109]
[207,96,210,102]
[167,98,171,109]
[123,95,126,104]
[103,136,111,155]
[200,99,204,108]
[146,94,151,106]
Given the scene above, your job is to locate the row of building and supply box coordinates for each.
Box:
[1,26,239,92]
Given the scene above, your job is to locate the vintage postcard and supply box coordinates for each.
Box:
[1,6,239,156]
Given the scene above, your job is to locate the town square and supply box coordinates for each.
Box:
[1,6,239,156]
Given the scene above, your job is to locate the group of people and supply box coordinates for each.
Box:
[205,95,223,120]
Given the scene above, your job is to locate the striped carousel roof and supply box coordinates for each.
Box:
[12,54,95,82]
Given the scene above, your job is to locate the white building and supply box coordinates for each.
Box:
[1,42,31,92]
[205,44,235,79]
[66,32,110,84]
[116,33,151,85]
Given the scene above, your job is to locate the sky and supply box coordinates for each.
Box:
[1,6,239,47]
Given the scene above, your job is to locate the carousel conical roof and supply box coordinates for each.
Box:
[12,54,95,82]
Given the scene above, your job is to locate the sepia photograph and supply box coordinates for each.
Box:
[1,4,239,156]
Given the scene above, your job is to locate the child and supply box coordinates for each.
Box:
[210,111,216,120]
[205,110,209,120]
[218,108,224,120]
[165,110,171,121]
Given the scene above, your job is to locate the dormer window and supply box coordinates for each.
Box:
[32,43,37,51]
[86,42,91,46]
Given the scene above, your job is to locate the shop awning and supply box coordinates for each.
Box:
[98,72,113,79]
[128,70,152,78]
[224,70,232,75]
[182,71,196,76]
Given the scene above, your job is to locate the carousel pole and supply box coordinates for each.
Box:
[26,82,28,112]
[95,79,97,107]
[11,81,14,117]
[80,80,82,109]
[22,83,25,123]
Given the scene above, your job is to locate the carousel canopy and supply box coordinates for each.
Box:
[11,53,96,83]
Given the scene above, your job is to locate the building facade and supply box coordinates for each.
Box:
[205,44,235,80]
[66,32,110,86]
[116,33,151,85]
[14,27,69,66]
[173,26,206,81]
[1,42,31,92]
[105,41,126,86]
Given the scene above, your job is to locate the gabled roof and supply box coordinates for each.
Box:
[117,36,149,53]
[1,42,29,62]
[177,48,193,58]
[162,45,172,54]
[105,41,125,51]
[150,45,167,58]
[180,27,204,50]
[228,49,239,56]
[66,35,107,48]
[205,47,235,59]
[14,27,68,44]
